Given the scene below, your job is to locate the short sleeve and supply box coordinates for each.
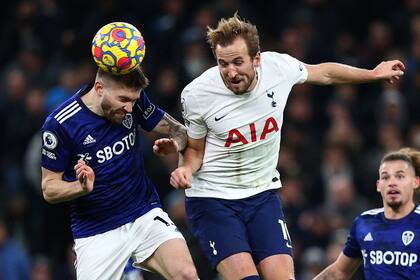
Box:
[343,217,363,258]
[276,53,308,85]
[135,90,165,131]
[41,117,71,172]
[181,89,207,139]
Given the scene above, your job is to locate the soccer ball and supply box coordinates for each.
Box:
[91,22,146,75]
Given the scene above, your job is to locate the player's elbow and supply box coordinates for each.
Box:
[41,182,60,204]
[316,73,335,85]
[42,190,58,204]
[322,76,334,85]
[307,73,334,85]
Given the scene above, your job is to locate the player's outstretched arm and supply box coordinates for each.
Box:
[153,113,187,153]
[313,252,362,280]
[305,60,405,85]
[41,160,95,204]
[170,136,205,189]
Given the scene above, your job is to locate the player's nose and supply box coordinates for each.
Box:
[228,70,237,79]
[226,65,238,79]
[388,177,398,186]
[123,103,133,113]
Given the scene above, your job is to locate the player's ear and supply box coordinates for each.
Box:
[253,52,261,67]
[414,176,420,190]
[376,180,381,193]
[94,81,104,96]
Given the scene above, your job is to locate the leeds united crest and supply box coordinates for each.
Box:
[402,230,414,246]
[122,113,133,129]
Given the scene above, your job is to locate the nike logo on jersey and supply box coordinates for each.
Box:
[83,134,96,145]
[364,232,373,241]
[299,63,303,71]
[214,114,228,121]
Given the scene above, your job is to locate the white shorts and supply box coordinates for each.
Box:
[74,207,184,280]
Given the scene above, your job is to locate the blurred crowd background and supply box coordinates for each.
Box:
[0,0,419,279]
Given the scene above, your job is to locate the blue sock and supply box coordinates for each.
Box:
[241,276,261,280]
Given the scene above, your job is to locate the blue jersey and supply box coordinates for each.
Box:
[41,85,165,239]
[343,206,420,280]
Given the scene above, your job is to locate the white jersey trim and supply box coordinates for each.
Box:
[361,208,384,216]
[414,205,420,215]
[55,101,81,124]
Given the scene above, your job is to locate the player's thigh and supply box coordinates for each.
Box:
[131,208,197,279]
[258,254,294,280]
[142,238,197,280]
[216,252,259,280]
[247,190,293,265]
[185,197,252,269]
[74,229,131,280]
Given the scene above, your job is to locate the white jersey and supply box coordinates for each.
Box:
[181,52,307,199]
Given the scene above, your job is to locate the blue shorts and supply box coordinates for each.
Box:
[185,189,292,268]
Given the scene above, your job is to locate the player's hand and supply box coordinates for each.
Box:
[153,138,180,156]
[170,166,192,189]
[373,60,405,84]
[74,159,95,194]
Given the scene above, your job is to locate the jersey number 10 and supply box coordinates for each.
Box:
[278,219,292,248]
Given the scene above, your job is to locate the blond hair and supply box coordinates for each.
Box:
[206,12,260,58]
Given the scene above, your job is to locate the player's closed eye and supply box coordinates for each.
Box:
[219,61,228,67]
[381,175,390,180]
[119,97,137,104]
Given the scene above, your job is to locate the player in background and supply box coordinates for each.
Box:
[314,148,420,280]
[41,68,198,280]
[169,13,405,280]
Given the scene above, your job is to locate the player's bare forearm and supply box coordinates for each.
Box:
[41,166,94,204]
[154,113,187,151]
[180,137,205,172]
[314,253,361,280]
[42,176,88,203]
[305,60,405,85]
[306,63,372,85]
[313,267,349,280]
[170,137,205,189]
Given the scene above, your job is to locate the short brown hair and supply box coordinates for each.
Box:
[398,148,420,177]
[206,12,260,58]
[381,148,420,176]
[96,67,149,91]
[381,148,420,202]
